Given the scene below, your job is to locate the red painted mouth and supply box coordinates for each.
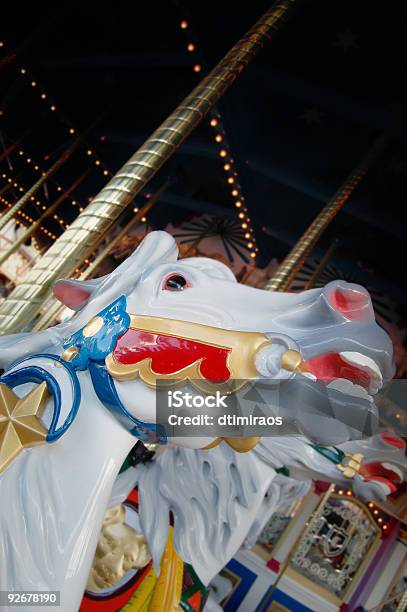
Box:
[305,353,372,389]
[113,328,232,383]
[360,461,402,494]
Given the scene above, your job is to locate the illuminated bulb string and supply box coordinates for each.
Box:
[2,140,78,230]
[0,195,55,242]
[14,62,111,178]
[336,486,390,531]
[0,171,68,230]
[0,41,112,220]
[0,211,40,254]
[1,134,111,233]
[178,17,258,261]
[1,43,159,238]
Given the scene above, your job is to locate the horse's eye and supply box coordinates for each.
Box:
[163,274,188,291]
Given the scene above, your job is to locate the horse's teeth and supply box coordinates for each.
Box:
[302,372,317,381]
[327,378,373,402]
[382,463,403,481]
[340,352,382,379]
[339,351,382,394]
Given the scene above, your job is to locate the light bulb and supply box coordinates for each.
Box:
[180,20,188,29]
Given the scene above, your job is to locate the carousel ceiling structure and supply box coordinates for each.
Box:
[0,1,406,320]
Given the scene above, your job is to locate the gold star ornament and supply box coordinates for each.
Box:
[0,382,49,475]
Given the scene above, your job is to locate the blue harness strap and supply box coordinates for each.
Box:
[89,361,166,444]
[2,297,166,445]
[1,354,81,442]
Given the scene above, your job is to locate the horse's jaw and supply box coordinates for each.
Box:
[0,369,136,612]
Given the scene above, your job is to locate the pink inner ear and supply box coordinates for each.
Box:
[53,282,91,309]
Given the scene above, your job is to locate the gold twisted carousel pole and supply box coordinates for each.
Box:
[0,129,91,233]
[303,238,340,290]
[0,0,299,334]
[265,128,394,292]
[0,171,90,267]
[32,178,170,331]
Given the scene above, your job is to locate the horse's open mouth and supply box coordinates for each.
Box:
[302,351,383,403]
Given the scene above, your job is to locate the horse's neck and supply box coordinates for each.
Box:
[0,371,136,612]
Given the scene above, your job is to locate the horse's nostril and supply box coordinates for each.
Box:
[329,285,371,320]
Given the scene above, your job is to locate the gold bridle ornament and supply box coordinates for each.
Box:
[105,314,270,388]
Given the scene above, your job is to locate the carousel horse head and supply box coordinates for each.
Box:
[0,229,396,453]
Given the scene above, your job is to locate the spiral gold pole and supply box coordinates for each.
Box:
[0,0,299,334]
[395,589,407,612]
[32,179,170,331]
[0,171,90,267]
[265,129,394,292]
[303,238,340,290]
[0,130,89,233]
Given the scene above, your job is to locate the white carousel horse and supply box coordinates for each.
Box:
[0,231,405,611]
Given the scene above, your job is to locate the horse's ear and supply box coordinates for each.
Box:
[53,278,102,311]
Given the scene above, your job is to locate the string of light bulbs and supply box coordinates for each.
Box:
[0,39,112,222]
[8,56,112,179]
[335,485,391,532]
[178,17,258,261]
[0,202,41,253]
[0,169,68,230]
[0,193,56,242]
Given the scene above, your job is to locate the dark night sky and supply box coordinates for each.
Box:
[1,1,407,318]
